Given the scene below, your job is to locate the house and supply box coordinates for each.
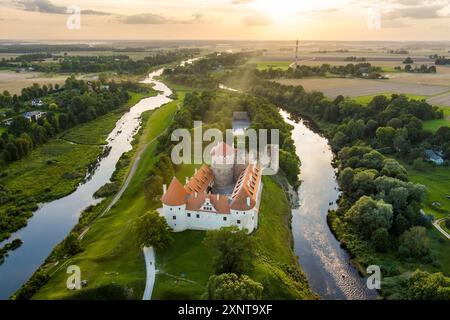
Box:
[31,99,44,107]
[1,118,13,126]
[23,111,45,122]
[424,149,444,165]
[160,142,263,234]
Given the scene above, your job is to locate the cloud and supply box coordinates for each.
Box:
[18,0,66,14]
[14,0,111,15]
[243,13,272,26]
[382,19,411,28]
[120,12,206,25]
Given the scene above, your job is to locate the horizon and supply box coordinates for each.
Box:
[1,0,450,41]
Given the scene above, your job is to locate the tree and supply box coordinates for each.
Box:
[407,270,450,300]
[403,57,414,64]
[206,273,263,300]
[398,226,429,259]
[376,126,396,148]
[371,227,390,252]
[204,226,255,275]
[132,210,172,251]
[345,196,393,240]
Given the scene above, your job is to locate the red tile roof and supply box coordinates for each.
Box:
[230,164,262,211]
[161,177,188,206]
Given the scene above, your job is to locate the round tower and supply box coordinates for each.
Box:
[211,142,235,188]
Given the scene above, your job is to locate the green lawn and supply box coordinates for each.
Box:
[353,93,428,105]
[249,60,293,71]
[405,163,450,220]
[32,97,180,300]
[423,107,450,133]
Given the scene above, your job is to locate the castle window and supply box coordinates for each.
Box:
[170,208,172,211]
[237,220,241,224]
[223,217,227,221]
[196,214,200,218]
[187,213,191,217]
[172,216,176,220]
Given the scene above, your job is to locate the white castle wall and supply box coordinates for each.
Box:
[163,205,257,234]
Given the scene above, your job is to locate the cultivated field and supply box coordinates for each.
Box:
[274,78,450,99]
[0,71,98,94]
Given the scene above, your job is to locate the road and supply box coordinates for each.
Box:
[142,246,156,300]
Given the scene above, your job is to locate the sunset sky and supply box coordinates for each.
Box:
[1,0,450,41]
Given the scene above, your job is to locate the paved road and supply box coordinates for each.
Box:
[433,218,450,240]
[142,246,156,300]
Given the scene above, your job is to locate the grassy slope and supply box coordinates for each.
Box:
[153,176,315,300]
[60,91,156,145]
[32,97,180,299]
[248,60,292,71]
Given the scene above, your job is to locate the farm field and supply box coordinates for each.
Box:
[0,70,97,94]
[274,77,450,99]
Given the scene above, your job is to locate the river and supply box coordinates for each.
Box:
[281,110,378,300]
[0,67,176,299]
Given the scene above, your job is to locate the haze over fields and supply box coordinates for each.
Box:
[1,0,450,41]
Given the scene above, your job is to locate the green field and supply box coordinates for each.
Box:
[32,97,180,299]
[60,91,156,145]
[353,93,428,105]
[405,163,450,220]
[1,140,102,201]
[423,107,450,133]
[249,60,293,71]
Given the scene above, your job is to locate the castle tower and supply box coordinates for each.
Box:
[210,142,235,189]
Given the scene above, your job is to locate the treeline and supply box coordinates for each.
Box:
[26,49,199,74]
[0,76,140,166]
[162,52,255,89]
[254,63,384,79]
[395,64,436,73]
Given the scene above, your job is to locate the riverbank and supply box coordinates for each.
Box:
[20,95,181,300]
[0,90,157,245]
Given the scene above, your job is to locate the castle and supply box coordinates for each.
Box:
[160,142,263,234]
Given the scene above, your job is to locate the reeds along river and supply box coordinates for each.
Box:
[280,110,378,300]
[0,66,178,300]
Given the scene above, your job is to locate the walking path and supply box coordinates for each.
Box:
[142,246,156,300]
[433,218,450,240]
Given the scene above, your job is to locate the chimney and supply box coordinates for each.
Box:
[217,194,220,200]
[163,184,167,194]
[195,168,198,174]
[195,192,198,198]
[246,197,251,207]
[186,177,189,184]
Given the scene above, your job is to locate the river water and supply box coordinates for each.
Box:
[0,67,175,299]
[281,110,378,300]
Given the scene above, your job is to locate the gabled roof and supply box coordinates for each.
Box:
[161,177,188,206]
[210,142,235,157]
[230,164,261,211]
[210,194,231,214]
[185,165,213,195]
